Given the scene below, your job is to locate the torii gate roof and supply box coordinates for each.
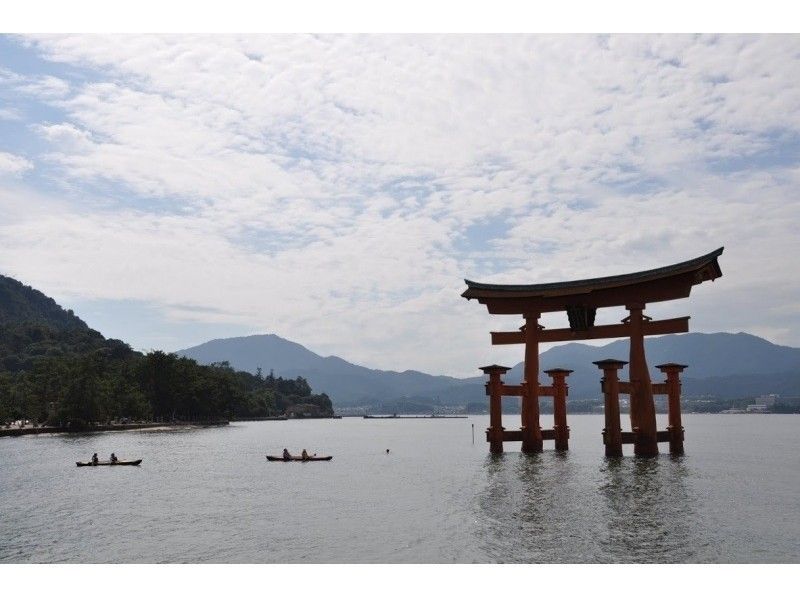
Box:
[462,247,724,315]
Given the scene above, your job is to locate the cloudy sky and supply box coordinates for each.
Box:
[1,34,799,377]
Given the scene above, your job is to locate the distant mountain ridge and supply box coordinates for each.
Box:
[177,331,800,404]
[177,334,474,404]
[465,332,800,401]
[5,272,797,408]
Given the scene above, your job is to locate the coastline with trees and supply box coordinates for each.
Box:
[0,274,333,432]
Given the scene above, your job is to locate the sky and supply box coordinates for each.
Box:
[1,33,800,377]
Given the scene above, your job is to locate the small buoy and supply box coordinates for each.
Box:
[386,449,390,454]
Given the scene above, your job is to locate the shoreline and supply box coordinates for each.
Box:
[363,414,468,419]
[5,411,790,438]
[0,420,229,438]
[231,415,341,422]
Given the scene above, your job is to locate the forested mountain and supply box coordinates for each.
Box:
[0,275,332,426]
[0,275,135,374]
[0,274,89,330]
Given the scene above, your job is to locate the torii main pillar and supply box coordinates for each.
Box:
[521,313,543,453]
[627,303,658,457]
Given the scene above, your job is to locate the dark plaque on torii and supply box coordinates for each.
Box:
[463,247,724,457]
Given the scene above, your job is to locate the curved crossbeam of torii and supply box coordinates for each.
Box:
[463,247,724,457]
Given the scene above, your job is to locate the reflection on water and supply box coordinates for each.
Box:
[513,454,550,536]
[474,451,598,563]
[475,450,706,563]
[598,456,705,562]
[476,454,555,558]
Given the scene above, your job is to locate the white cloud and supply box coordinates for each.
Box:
[0,151,33,175]
[17,74,70,99]
[0,107,22,120]
[0,67,70,99]
[1,34,800,375]
[34,123,93,151]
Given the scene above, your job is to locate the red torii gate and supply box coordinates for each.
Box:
[463,247,724,457]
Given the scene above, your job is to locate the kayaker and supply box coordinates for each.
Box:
[282,448,292,460]
[110,453,118,463]
[301,449,309,460]
[91,453,98,465]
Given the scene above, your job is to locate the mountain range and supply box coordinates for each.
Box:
[5,271,798,415]
[177,331,800,405]
[176,334,475,404]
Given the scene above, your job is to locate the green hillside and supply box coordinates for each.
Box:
[0,274,332,427]
[0,274,89,330]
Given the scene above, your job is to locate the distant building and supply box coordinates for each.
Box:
[285,403,328,418]
[755,394,779,407]
[434,405,465,415]
[336,407,368,416]
[742,394,779,413]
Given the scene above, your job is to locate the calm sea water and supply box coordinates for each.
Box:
[1,414,798,563]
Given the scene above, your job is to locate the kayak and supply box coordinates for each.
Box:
[76,459,142,467]
[266,455,332,462]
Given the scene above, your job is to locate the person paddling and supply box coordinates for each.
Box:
[301,449,309,461]
[110,453,118,463]
[282,448,292,460]
[91,453,98,465]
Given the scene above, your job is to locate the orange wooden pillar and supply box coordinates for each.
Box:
[481,365,510,454]
[626,304,659,457]
[656,363,687,456]
[595,359,625,457]
[545,368,572,451]
[521,313,543,453]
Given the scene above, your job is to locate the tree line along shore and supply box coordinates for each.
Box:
[0,274,334,429]
[0,336,334,431]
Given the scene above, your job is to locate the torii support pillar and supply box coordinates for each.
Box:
[545,368,572,451]
[656,363,687,456]
[481,365,510,454]
[595,359,625,458]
